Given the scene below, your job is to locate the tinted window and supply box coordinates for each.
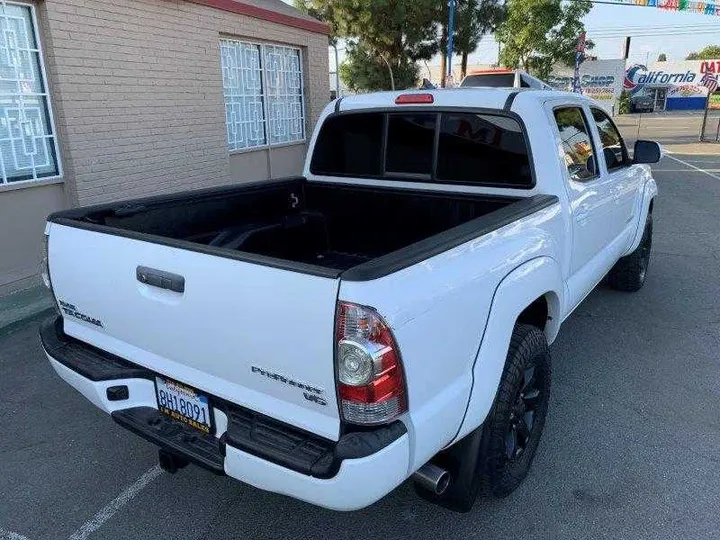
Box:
[385,113,436,176]
[310,113,383,176]
[437,113,532,187]
[553,107,597,181]
[591,108,629,171]
[461,74,516,88]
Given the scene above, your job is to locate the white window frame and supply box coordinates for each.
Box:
[0,1,62,190]
[220,38,306,154]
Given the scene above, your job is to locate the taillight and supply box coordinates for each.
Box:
[41,234,51,289]
[41,233,61,315]
[335,301,407,425]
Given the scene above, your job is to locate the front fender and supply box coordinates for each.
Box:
[452,256,564,443]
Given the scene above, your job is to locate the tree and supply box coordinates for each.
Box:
[339,42,419,91]
[292,0,337,45]
[440,0,505,82]
[496,0,592,81]
[657,53,667,62]
[686,45,720,60]
[304,0,439,92]
[436,0,504,85]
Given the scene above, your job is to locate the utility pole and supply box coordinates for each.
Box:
[622,36,631,60]
[447,0,456,86]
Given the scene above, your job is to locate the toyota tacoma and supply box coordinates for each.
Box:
[40,88,660,512]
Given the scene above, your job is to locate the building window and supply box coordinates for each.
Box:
[220,39,305,152]
[0,3,60,185]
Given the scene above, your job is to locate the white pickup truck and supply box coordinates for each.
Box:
[40,88,660,512]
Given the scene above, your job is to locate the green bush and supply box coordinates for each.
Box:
[619,90,630,115]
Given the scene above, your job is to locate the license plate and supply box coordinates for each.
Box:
[155,377,213,434]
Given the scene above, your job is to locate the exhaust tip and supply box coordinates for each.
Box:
[412,462,451,496]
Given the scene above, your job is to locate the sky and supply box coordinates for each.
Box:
[320,1,720,72]
[453,3,720,67]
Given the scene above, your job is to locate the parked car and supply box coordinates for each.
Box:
[460,68,553,90]
[630,90,654,113]
[41,88,660,512]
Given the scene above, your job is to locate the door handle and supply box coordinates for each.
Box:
[576,203,590,222]
[136,266,185,293]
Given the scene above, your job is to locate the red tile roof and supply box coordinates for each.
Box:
[186,0,329,34]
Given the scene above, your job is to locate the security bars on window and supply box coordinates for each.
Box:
[0,2,60,184]
[221,39,305,151]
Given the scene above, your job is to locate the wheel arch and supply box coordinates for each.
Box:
[625,178,657,256]
[451,256,563,443]
[516,291,562,344]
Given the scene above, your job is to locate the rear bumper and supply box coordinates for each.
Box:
[41,317,410,510]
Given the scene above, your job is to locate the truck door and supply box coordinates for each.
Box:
[588,106,642,246]
[550,105,620,277]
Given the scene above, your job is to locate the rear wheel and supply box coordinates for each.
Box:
[608,214,653,292]
[477,324,552,498]
[416,324,551,511]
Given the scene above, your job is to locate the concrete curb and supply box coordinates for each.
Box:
[0,285,54,336]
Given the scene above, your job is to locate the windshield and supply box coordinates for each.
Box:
[460,73,517,88]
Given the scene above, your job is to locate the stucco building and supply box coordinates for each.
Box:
[0,0,329,295]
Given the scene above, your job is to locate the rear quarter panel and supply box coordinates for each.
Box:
[339,203,565,472]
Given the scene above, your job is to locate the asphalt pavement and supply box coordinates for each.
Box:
[1,114,719,540]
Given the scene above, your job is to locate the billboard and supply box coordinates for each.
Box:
[623,60,720,110]
[548,59,626,114]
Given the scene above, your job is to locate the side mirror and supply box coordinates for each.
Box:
[586,155,597,176]
[633,140,662,164]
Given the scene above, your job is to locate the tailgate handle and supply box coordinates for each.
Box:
[136,266,185,293]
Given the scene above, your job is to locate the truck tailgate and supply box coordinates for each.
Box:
[48,224,341,440]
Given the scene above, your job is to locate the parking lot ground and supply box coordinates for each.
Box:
[2,132,720,539]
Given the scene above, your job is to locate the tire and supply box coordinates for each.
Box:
[415,324,552,510]
[608,214,653,292]
[477,324,552,498]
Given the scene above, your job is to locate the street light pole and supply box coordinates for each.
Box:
[447,0,456,85]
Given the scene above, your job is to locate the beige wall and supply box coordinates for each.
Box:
[0,0,328,296]
[38,0,329,206]
[228,143,308,182]
[0,182,66,295]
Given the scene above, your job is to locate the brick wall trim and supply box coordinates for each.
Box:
[185,0,329,34]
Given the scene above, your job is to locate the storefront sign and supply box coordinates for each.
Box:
[623,60,719,110]
[548,59,626,113]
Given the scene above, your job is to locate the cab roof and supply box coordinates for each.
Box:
[335,88,588,113]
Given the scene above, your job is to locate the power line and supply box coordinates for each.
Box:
[588,23,720,31]
[589,29,720,36]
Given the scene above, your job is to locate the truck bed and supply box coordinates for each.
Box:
[49,178,555,280]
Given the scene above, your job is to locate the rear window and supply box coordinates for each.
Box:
[309,113,383,177]
[309,110,533,188]
[437,113,531,186]
[386,113,436,176]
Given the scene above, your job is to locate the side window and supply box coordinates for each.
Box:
[553,107,597,182]
[591,108,629,171]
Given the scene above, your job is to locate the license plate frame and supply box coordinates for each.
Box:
[154,376,214,434]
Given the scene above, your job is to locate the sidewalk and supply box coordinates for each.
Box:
[0,285,54,335]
